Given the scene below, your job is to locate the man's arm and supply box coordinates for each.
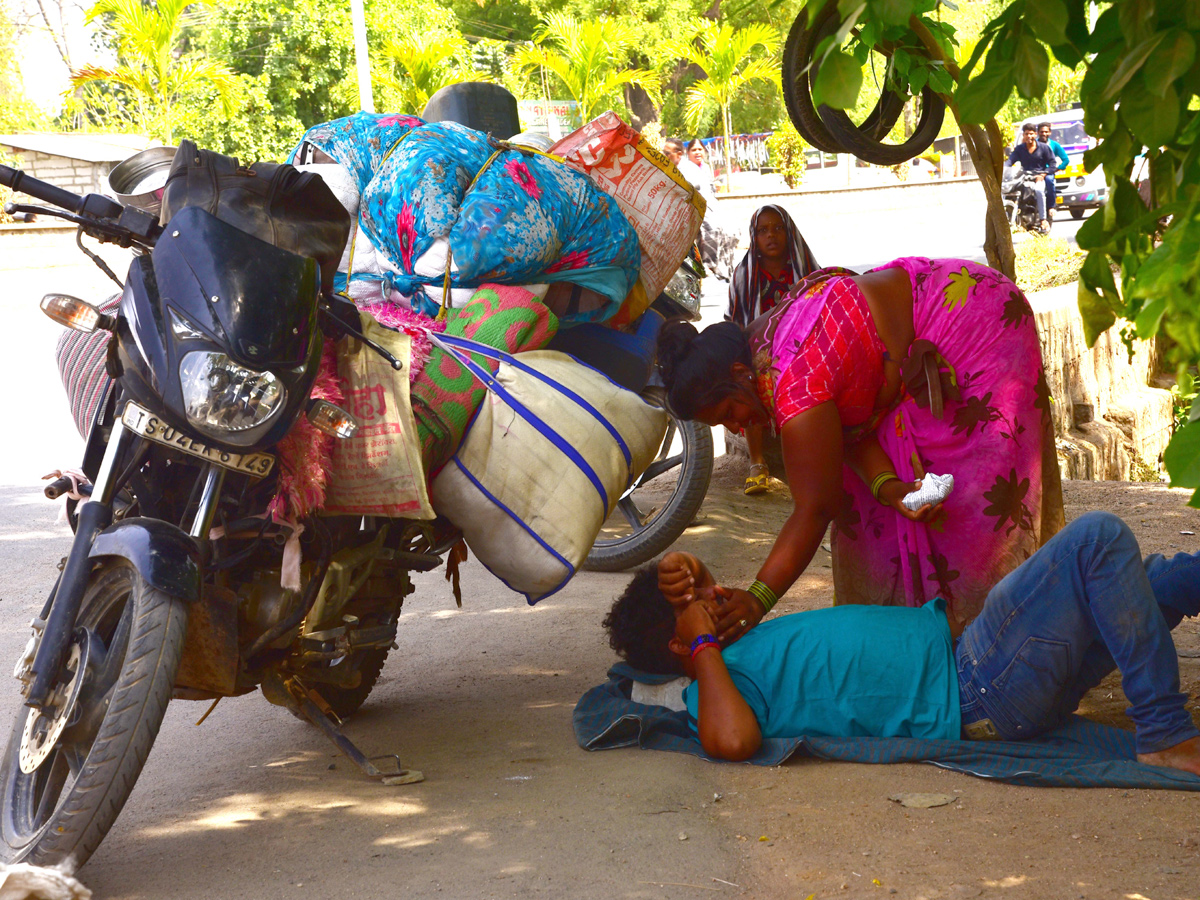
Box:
[1052,141,1070,171]
[678,602,763,761]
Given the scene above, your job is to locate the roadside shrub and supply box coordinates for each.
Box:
[1013,236,1084,293]
[767,119,805,189]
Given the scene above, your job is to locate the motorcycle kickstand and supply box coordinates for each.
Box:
[285,677,424,786]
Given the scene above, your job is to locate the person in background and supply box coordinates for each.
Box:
[663,138,685,168]
[726,205,819,494]
[1007,123,1055,233]
[1038,122,1071,220]
[679,139,716,195]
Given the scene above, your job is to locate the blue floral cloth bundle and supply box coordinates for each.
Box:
[292,112,641,321]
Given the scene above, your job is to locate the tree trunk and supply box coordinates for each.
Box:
[623,83,659,131]
[722,101,734,190]
[907,16,1015,280]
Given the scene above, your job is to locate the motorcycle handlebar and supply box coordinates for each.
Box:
[0,164,123,220]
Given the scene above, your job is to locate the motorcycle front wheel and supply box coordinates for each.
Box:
[0,560,187,870]
[585,417,713,572]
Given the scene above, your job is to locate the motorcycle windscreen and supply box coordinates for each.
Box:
[152,206,320,369]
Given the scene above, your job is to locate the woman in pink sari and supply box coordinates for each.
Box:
[657,257,1064,637]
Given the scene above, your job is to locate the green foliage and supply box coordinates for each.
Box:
[378,32,493,115]
[767,117,806,187]
[168,0,461,160]
[513,13,660,121]
[0,2,43,133]
[70,0,235,143]
[667,20,779,175]
[1012,235,1084,293]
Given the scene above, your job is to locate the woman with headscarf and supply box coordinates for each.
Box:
[726,205,819,493]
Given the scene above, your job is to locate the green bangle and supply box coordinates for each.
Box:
[870,470,898,503]
[747,579,778,614]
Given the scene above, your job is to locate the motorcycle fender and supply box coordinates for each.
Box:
[89,517,201,602]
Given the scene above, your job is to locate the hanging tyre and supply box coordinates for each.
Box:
[0,561,187,871]
[782,3,908,155]
[585,416,713,572]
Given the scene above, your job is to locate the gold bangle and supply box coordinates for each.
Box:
[870,471,898,502]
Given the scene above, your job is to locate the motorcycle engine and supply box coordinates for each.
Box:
[236,568,308,648]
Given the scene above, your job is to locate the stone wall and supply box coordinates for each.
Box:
[1032,282,1173,481]
[4,149,112,195]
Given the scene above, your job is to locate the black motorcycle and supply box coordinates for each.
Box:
[0,163,449,870]
[1002,161,1051,234]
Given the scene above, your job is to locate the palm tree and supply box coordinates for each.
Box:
[668,21,779,185]
[514,13,660,124]
[70,0,234,143]
[378,33,492,115]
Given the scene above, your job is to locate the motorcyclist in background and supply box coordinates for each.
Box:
[1007,123,1055,233]
[1038,122,1070,223]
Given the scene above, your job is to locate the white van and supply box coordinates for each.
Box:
[1036,108,1106,219]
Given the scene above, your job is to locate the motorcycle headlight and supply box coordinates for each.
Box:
[179,351,286,444]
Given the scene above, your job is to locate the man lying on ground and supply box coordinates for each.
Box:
[603,512,1200,774]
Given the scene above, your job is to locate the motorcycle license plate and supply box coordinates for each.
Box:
[120,401,275,477]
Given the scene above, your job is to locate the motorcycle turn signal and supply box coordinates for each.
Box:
[307,399,358,439]
[40,293,114,333]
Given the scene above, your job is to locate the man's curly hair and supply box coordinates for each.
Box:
[602,564,683,675]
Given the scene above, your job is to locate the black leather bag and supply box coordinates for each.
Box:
[159,140,351,294]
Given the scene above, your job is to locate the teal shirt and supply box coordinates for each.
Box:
[683,599,960,741]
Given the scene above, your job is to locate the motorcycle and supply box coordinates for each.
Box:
[0,163,454,870]
[1002,161,1051,234]
[0,140,708,868]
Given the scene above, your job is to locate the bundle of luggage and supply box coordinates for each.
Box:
[290,111,705,326]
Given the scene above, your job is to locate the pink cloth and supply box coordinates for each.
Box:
[756,258,1063,626]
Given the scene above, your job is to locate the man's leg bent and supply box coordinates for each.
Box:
[957,512,1198,753]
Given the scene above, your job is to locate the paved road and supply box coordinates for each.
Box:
[0,189,1094,895]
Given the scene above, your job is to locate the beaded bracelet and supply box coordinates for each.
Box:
[870,470,899,503]
[747,579,778,614]
[690,634,720,658]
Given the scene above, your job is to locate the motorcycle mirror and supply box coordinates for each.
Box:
[307,400,358,439]
[40,294,113,333]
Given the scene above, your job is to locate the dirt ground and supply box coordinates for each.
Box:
[662,460,1200,900]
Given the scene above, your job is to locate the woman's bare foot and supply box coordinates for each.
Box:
[1138,736,1200,776]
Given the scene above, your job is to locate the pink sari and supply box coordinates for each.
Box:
[754,258,1064,627]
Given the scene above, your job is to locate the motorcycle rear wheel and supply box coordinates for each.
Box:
[585,417,713,572]
[299,648,389,721]
[0,561,186,870]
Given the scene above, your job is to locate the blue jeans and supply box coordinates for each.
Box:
[1045,175,1057,214]
[956,512,1200,754]
[1031,179,1048,221]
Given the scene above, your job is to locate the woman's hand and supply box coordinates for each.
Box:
[711,586,766,645]
[878,478,944,523]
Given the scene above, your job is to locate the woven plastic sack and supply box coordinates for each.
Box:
[551,112,706,310]
[429,336,668,603]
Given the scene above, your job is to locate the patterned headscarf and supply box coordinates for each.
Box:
[726,204,819,328]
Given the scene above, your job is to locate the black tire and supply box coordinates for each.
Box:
[820,88,946,165]
[585,417,713,572]
[301,648,389,721]
[782,4,908,154]
[0,561,186,870]
[1070,208,1085,220]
